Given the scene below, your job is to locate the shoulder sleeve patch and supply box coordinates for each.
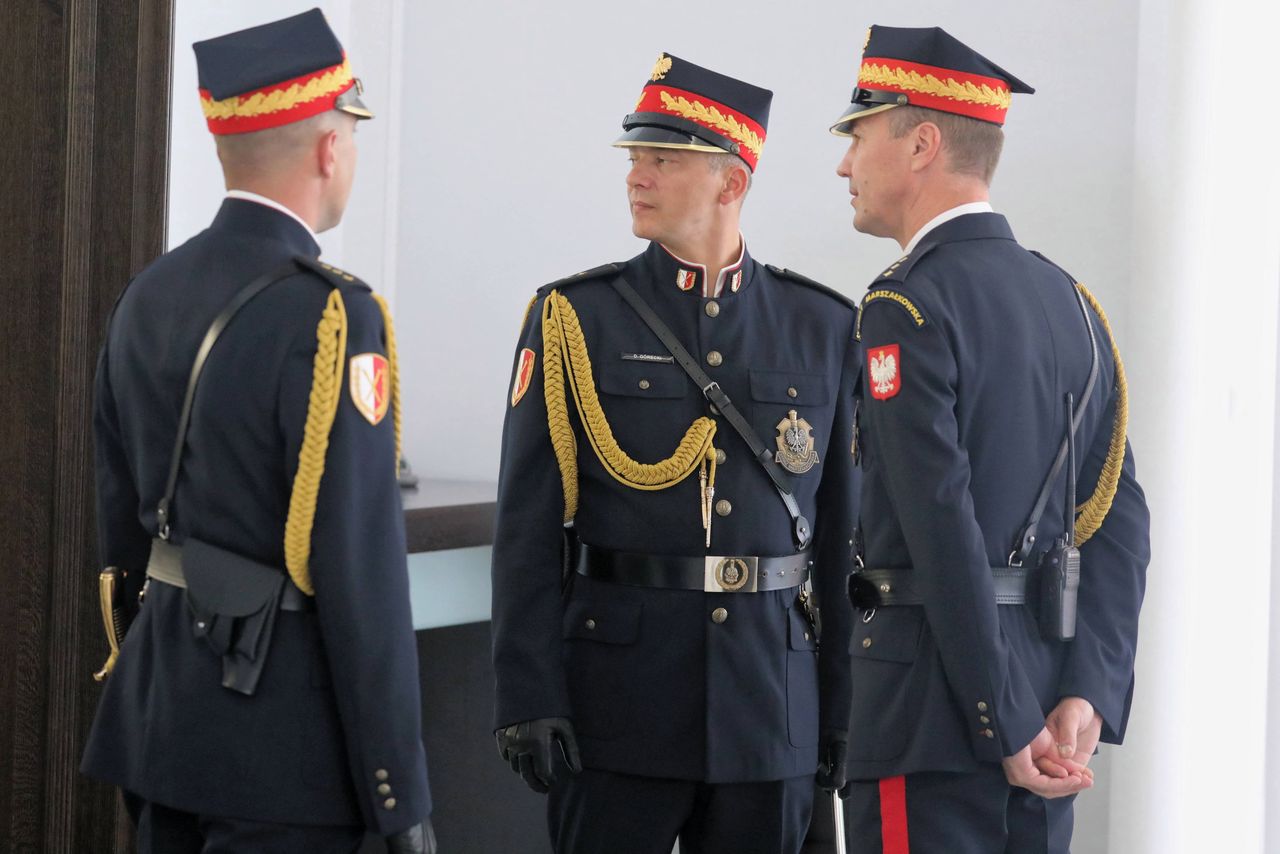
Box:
[764,264,857,310]
[536,261,626,295]
[857,288,928,341]
[295,255,372,291]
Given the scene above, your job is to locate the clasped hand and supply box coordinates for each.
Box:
[1001,696,1102,799]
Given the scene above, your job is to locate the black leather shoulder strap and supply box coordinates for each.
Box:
[608,275,812,548]
[155,260,312,539]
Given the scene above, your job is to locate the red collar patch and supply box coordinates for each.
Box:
[868,344,901,400]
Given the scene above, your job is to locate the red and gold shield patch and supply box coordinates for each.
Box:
[511,348,536,407]
[868,344,901,400]
[349,353,390,425]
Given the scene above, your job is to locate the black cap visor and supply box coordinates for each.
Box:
[614,113,739,157]
[335,80,373,120]
[829,88,910,136]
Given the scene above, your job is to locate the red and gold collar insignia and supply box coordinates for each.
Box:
[676,269,698,291]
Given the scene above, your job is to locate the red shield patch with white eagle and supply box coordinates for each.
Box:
[868,344,901,400]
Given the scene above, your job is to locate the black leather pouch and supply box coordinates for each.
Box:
[184,537,285,696]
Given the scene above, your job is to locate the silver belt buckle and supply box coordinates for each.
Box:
[704,555,760,593]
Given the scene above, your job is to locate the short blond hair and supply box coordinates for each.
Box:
[888,106,1004,185]
[705,150,753,197]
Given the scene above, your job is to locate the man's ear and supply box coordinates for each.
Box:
[318,129,340,179]
[720,163,749,205]
[910,121,943,173]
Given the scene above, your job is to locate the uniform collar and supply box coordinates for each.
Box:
[215,193,322,257]
[648,235,752,298]
[903,202,994,255]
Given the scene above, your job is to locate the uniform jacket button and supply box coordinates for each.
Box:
[711,607,728,624]
[377,783,392,796]
[715,499,732,517]
[787,387,798,398]
[384,797,397,810]
[862,636,873,649]
[585,618,596,630]
[638,379,650,390]
[981,729,994,739]
[375,769,389,782]
[706,350,723,367]
[979,715,990,725]
[705,301,720,318]
[714,449,726,465]
[977,701,988,712]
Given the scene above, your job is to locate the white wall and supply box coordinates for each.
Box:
[392,0,1141,486]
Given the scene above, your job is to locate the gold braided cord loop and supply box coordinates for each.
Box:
[372,294,402,470]
[201,59,354,120]
[541,290,718,522]
[658,91,764,159]
[858,62,1012,110]
[284,289,348,595]
[1073,283,1128,546]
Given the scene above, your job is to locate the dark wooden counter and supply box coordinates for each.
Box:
[402,479,497,553]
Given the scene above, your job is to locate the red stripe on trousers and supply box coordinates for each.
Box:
[879,775,909,854]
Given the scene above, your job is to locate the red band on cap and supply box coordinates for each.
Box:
[858,56,1011,124]
[201,57,355,135]
[635,84,766,170]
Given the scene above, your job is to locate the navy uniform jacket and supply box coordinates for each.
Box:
[491,241,859,783]
[81,199,430,834]
[849,212,1150,779]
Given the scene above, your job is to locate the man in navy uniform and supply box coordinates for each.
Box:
[491,54,860,853]
[830,26,1150,852]
[81,10,434,852]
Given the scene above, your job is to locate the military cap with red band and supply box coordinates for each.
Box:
[830,26,1033,135]
[614,53,772,172]
[193,8,372,136]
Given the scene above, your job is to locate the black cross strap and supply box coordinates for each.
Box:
[608,275,812,549]
[1010,260,1100,566]
[155,260,305,540]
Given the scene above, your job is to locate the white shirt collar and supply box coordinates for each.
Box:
[903,201,994,255]
[225,190,319,245]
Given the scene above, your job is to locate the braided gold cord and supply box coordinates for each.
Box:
[1073,283,1129,546]
[373,295,402,470]
[284,289,348,595]
[541,290,718,522]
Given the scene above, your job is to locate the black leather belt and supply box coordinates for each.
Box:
[850,566,1030,608]
[577,544,811,593]
[146,539,315,612]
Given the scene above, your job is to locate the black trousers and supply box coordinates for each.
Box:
[548,768,814,854]
[125,792,365,854]
[842,767,1075,854]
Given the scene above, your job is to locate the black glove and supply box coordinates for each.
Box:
[386,818,437,854]
[815,728,849,793]
[495,716,583,793]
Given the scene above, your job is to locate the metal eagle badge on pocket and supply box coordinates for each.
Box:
[349,352,390,425]
[775,409,819,474]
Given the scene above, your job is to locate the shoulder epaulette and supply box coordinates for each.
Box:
[1029,250,1081,286]
[764,264,857,311]
[536,261,626,296]
[857,287,929,341]
[295,256,372,292]
[874,242,940,284]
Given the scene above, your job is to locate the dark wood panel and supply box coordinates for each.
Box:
[0,0,171,850]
